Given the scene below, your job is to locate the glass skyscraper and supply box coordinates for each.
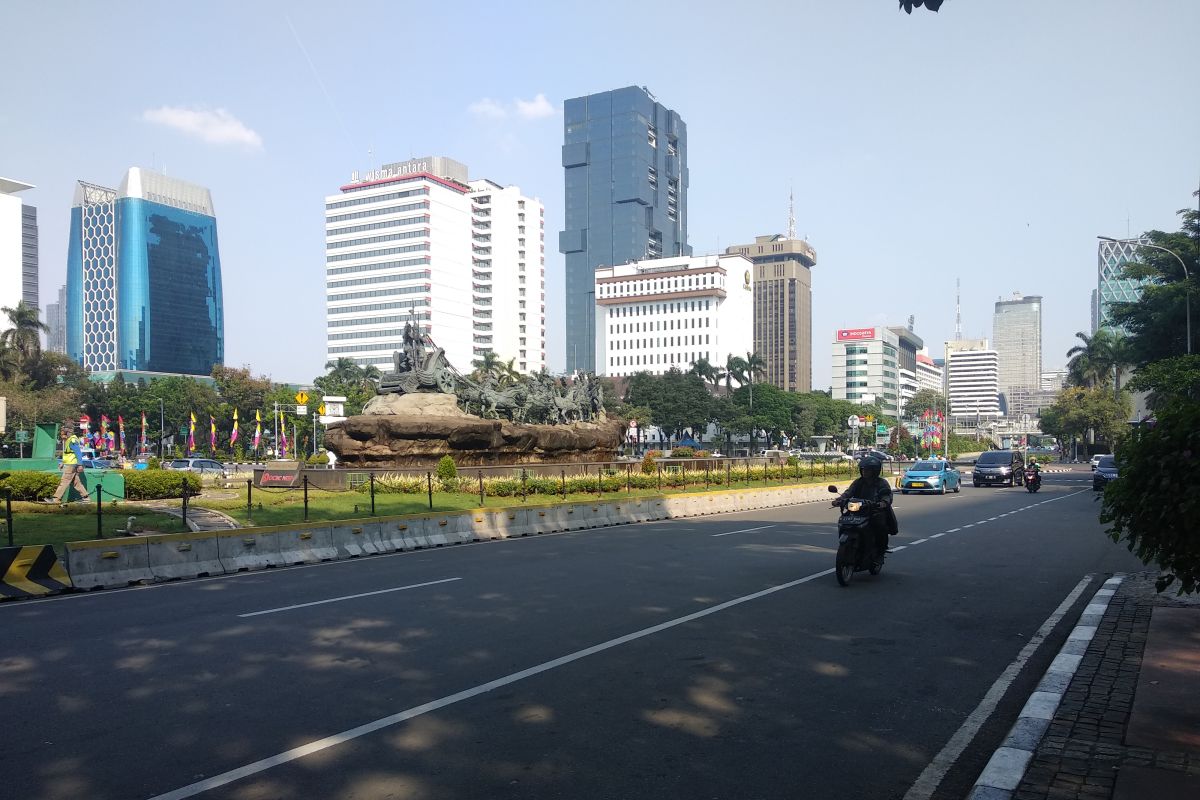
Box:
[1094,237,1150,332]
[67,168,224,376]
[560,86,690,373]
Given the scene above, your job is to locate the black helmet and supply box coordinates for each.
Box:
[859,456,882,480]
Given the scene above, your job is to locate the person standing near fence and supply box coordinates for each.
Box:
[46,421,92,506]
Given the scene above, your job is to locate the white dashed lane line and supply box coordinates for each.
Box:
[910,538,928,545]
[946,527,961,532]
[930,533,946,539]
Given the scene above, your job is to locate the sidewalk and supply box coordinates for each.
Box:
[1012,572,1200,799]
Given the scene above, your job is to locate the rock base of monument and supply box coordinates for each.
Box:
[325,393,626,468]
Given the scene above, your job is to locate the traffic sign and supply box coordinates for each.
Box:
[876,424,887,434]
[318,404,326,416]
[296,405,308,416]
[295,391,309,405]
[847,415,861,428]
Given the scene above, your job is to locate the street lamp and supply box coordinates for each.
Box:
[1098,236,1191,355]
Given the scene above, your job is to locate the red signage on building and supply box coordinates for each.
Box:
[837,328,875,341]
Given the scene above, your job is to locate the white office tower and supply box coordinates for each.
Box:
[993,293,1042,417]
[467,180,545,374]
[831,326,903,418]
[945,338,1002,422]
[326,157,541,375]
[0,178,38,314]
[595,253,753,378]
[916,350,943,394]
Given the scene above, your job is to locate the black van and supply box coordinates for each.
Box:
[972,450,1025,487]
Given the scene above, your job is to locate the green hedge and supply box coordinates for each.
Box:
[359,462,850,498]
[0,471,60,501]
[124,471,202,500]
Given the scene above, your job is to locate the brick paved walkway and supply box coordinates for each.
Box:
[1014,573,1200,800]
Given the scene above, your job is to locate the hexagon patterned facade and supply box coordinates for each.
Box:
[67,170,223,376]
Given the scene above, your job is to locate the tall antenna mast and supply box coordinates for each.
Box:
[787,187,796,239]
[955,278,962,341]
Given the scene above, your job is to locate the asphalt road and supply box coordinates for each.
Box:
[1,467,1142,800]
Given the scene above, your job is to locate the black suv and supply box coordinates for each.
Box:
[972,450,1025,487]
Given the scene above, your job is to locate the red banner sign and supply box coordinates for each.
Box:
[837,328,875,341]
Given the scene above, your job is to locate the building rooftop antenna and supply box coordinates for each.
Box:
[787,186,796,239]
[955,278,962,341]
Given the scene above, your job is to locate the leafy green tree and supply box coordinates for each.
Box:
[652,369,711,442]
[1126,354,1200,411]
[1039,386,1131,453]
[0,302,49,371]
[1108,201,1198,365]
[903,388,947,419]
[900,0,945,12]
[212,365,273,415]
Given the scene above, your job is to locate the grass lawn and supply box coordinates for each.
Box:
[3,502,190,553]
[195,472,843,529]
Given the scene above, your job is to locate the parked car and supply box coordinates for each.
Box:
[853,449,894,462]
[1093,455,1119,491]
[972,450,1026,487]
[167,458,227,477]
[1090,454,1105,470]
[79,457,113,469]
[900,460,962,494]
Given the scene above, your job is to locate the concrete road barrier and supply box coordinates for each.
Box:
[65,538,154,590]
[330,522,386,558]
[217,529,284,572]
[0,545,74,600]
[276,526,337,565]
[145,532,224,581]
[377,519,418,552]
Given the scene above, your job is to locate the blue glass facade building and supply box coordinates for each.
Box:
[560,86,690,372]
[67,169,224,376]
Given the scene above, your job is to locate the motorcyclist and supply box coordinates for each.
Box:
[832,456,898,558]
[1025,459,1042,484]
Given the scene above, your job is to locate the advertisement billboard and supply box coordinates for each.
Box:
[837,328,876,341]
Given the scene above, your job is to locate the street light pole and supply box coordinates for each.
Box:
[1099,236,1191,355]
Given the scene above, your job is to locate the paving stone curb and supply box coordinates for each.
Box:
[1010,572,1200,800]
[966,576,1126,799]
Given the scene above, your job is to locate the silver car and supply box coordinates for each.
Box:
[167,458,227,477]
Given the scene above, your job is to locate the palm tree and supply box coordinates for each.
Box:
[323,357,364,385]
[496,358,522,388]
[1066,330,1114,389]
[689,357,717,388]
[470,351,501,383]
[359,364,382,393]
[0,302,49,371]
[743,351,767,410]
[725,355,748,394]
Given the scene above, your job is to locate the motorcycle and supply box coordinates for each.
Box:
[1024,466,1041,493]
[828,486,885,586]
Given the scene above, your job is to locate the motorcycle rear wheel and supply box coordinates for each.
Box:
[869,551,884,575]
[835,543,855,586]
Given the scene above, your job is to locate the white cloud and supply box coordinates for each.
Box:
[468,94,557,121]
[467,98,508,119]
[515,93,557,119]
[141,106,264,150]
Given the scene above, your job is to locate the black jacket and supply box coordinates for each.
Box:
[837,476,899,535]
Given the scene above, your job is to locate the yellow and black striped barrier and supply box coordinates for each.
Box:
[0,546,74,600]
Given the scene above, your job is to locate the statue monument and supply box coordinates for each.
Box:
[325,326,625,468]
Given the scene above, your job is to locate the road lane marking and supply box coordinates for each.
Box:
[910,538,928,545]
[977,520,989,524]
[988,517,998,521]
[947,527,961,532]
[148,564,837,800]
[237,578,462,618]
[902,574,1095,800]
[890,545,907,551]
[930,533,945,538]
[712,524,776,537]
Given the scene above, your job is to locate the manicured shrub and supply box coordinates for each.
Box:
[124,471,201,500]
[641,451,659,475]
[670,446,695,458]
[0,471,60,501]
[147,457,161,470]
[693,450,711,458]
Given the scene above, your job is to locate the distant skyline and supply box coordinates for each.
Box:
[4,1,1198,388]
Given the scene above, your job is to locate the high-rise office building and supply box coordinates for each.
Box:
[0,177,39,315]
[993,293,1042,417]
[915,351,943,394]
[67,168,224,376]
[326,157,543,374]
[1095,238,1149,332]
[45,283,67,354]
[560,86,690,372]
[888,325,923,414]
[945,338,1001,421]
[726,234,815,393]
[831,327,901,418]
[595,253,753,378]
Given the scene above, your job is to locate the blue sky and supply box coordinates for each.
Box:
[4,0,1198,388]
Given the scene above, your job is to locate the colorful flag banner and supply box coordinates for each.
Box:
[100,415,110,452]
[118,415,126,453]
[209,415,217,451]
[188,412,196,453]
[140,412,147,452]
[230,409,240,445]
[279,411,288,459]
[253,410,262,451]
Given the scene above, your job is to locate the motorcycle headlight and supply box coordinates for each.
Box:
[846,501,863,512]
